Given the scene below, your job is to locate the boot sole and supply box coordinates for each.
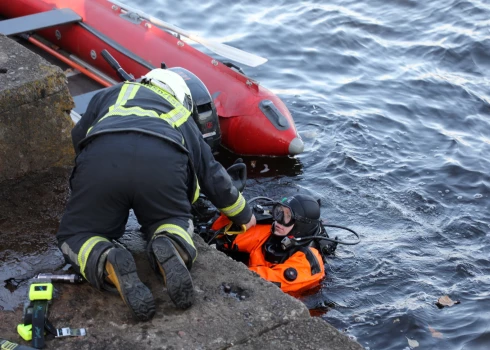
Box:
[107,249,156,321]
[152,237,194,309]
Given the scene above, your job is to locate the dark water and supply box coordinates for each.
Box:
[1,0,489,349]
[137,0,489,349]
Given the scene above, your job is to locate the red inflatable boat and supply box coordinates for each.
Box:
[0,0,304,156]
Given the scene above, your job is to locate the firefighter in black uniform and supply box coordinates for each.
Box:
[56,68,256,321]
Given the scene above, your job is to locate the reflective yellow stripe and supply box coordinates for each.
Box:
[1,340,17,350]
[87,82,191,135]
[154,224,195,249]
[161,105,190,128]
[88,83,141,134]
[192,176,200,204]
[219,192,246,217]
[97,105,160,124]
[109,83,128,112]
[92,105,190,128]
[140,84,190,127]
[128,83,139,99]
[109,83,140,112]
[77,236,110,279]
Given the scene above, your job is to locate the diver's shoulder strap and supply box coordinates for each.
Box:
[297,247,322,275]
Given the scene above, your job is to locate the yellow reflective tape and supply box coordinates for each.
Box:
[109,83,129,112]
[219,192,246,217]
[160,107,190,128]
[110,83,140,113]
[141,84,191,126]
[192,176,200,204]
[117,84,129,104]
[87,82,190,135]
[87,106,159,135]
[154,224,195,249]
[78,236,110,279]
[117,83,139,105]
[127,83,139,100]
[2,339,18,349]
[105,106,160,119]
[88,105,190,135]
[88,83,142,134]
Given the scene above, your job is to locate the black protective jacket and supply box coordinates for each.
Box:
[71,82,252,225]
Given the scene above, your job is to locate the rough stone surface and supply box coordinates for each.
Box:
[0,167,71,235]
[0,167,70,312]
[229,317,362,350]
[0,34,74,182]
[0,234,364,350]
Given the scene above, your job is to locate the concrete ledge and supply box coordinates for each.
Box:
[0,34,74,182]
[0,236,363,350]
[0,167,71,235]
[230,317,361,350]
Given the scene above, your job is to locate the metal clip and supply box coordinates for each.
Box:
[56,327,87,337]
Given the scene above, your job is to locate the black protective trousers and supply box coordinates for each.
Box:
[56,132,194,287]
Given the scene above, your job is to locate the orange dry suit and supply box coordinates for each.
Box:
[213,217,325,294]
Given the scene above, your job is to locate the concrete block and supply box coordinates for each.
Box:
[0,34,74,182]
[0,236,364,350]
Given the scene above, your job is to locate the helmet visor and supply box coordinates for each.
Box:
[272,204,295,227]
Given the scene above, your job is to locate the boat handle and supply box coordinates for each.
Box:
[101,49,134,81]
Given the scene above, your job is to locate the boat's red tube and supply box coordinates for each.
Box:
[0,0,304,156]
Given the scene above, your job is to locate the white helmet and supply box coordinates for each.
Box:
[143,68,192,108]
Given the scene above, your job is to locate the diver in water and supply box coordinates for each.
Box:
[213,194,334,294]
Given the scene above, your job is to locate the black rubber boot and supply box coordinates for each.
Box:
[105,248,156,321]
[151,236,194,309]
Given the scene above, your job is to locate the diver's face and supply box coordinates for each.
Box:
[274,206,294,236]
[274,222,294,236]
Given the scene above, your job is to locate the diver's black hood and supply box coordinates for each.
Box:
[284,194,321,237]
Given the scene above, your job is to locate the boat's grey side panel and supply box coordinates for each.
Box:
[79,22,156,72]
[73,89,106,117]
[70,110,82,124]
[0,8,81,36]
